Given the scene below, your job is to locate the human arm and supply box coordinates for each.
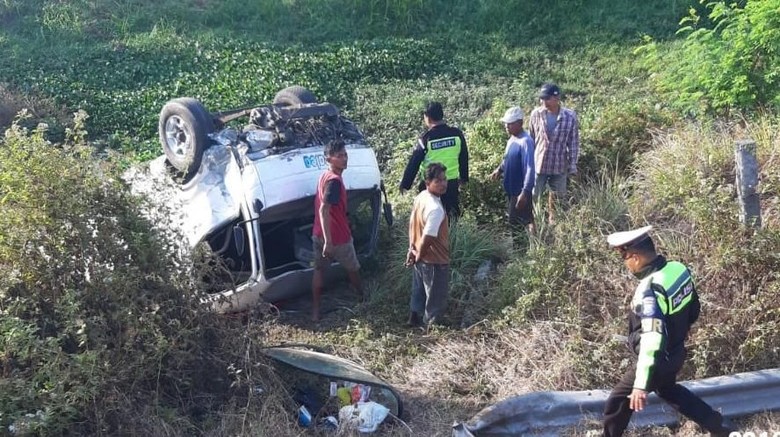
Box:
[406,201,418,266]
[318,180,341,257]
[688,280,701,326]
[399,139,426,193]
[513,137,536,209]
[629,389,649,411]
[489,166,503,181]
[632,287,666,400]
[521,137,535,196]
[490,143,510,181]
[527,109,538,143]
[414,203,445,262]
[319,202,332,257]
[458,131,469,185]
[567,112,580,175]
[405,244,417,267]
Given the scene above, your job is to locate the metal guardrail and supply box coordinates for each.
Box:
[452,368,780,437]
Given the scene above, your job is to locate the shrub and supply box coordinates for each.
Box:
[0,113,275,434]
[628,120,780,379]
[637,0,780,114]
[495,172,629,321]
[459,108,512,225]
[578,100,675,175]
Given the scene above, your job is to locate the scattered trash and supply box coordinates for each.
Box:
[319,415,339,431]
[337,386,352,407]
[339,401,391,433]
[474,260,492,282]
[297,405,312,428]
[9,410,47,435]
[265,346,403,433]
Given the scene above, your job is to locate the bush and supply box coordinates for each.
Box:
[628,120,780,378]
[459,108,512,225]
[495,172,629,321]
[0,113,277,434]
[578,100,675,175]
[638,0,780,114]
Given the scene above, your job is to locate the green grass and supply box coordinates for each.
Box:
[3,0,780,435]
[0,0,688,165]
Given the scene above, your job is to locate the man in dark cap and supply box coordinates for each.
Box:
[527,83,579,224]
[602,225,736,436]
[399,101,469,220]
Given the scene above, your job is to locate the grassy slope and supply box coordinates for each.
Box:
[2,1,779,435]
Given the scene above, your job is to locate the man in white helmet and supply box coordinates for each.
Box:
[602,225,736,436]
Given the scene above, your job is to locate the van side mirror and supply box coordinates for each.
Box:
[253,199,264,214]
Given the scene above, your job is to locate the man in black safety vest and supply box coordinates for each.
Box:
[399,101,468,219]
[602,225,736,436]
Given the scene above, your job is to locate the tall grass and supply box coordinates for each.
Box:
[369,209,507,327]
[629,117,780,377]
[494,117,780,389]
[494,171,629,319]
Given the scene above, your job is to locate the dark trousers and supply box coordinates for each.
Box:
[410,263,449,324]
[507,194,533,249]
[603,364,731,437]
[440,179,461,220]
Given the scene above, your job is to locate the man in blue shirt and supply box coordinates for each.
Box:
[490,107,536,245]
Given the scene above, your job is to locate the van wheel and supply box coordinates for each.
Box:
[273,86,318,106]
[159,98,214,180]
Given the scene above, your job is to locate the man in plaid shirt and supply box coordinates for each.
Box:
[527,83,580,224]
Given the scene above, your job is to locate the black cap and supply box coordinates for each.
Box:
[539,83,561,99]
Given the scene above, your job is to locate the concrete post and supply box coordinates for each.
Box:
[735,139,761,228]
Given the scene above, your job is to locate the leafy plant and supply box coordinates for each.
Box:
[459,107,514,225]
[0,113,277,434]
[638,0,780,114]
[579,100,675,175]
[627,121,780,380]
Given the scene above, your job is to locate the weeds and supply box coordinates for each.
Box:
[2,0,780,435]
[0,115,291,435]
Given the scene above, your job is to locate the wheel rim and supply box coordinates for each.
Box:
[164,115,191,158]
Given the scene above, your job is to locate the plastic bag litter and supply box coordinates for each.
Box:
[338,401,390,433]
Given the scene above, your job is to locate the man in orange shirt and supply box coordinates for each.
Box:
[405,163,450,327]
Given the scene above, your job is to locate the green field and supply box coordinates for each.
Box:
[1,0,779,435]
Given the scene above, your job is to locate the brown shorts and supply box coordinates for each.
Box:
[312,236,361,272]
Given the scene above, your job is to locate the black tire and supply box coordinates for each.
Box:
[158,98,214,179]
[273,86,318,106]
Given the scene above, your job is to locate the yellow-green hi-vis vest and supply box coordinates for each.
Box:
[638,261,695,316]
[632,261,695,389]
[421,136,461,181]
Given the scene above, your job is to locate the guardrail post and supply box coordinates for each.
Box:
[735,139,761,228]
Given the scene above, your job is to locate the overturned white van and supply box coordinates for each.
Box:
[131,86,391,312]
